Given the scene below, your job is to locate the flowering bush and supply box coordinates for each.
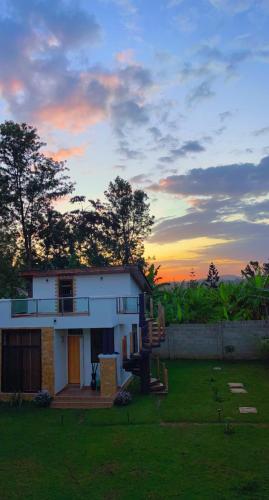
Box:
[114,390,132,406]
[33,390,52,408]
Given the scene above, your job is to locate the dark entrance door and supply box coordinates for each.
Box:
[2,330,41,392]
[59,279,73,313]
[91,328,115,363]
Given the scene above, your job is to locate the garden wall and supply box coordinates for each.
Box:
[154,320,269,360]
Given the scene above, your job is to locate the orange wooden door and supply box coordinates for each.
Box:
[68,336,80,384]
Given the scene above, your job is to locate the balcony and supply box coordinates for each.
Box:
[10,296,140,317]
[116,297,139,314]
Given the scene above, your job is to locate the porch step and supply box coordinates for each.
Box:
[54,395,111,402]
[51,399,113,409]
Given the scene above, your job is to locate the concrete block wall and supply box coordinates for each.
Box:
[155,320,269,360]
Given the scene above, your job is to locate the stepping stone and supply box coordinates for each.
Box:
[230,388,247,393]
[239,407,257,414]
[213,367,222,370]
[228,383,244,388]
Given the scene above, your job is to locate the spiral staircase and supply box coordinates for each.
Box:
[123,298,168,395]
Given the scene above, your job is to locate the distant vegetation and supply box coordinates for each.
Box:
[154,262,269,324]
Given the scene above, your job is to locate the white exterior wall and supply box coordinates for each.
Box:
[31,273,137,299]
[75,273,133,297]
[33,277,56,298]
[129,278,141,296]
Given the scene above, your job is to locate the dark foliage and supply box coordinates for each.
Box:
[204,262,220,288]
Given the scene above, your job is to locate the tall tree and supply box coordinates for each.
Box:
[69,196,110,266]
[0,121,74,267]
[36,208,79,269]
[101,177,154,266]
[204,262,220,288]
[69,177,154,267]
[0,230,21,297]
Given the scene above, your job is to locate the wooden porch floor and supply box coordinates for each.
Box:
[51,385,115,409]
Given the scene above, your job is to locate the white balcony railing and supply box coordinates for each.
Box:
[10,296,140,317]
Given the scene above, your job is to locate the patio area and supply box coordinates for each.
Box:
[51,384,115,409]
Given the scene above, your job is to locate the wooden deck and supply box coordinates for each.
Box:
[50,385,115,409]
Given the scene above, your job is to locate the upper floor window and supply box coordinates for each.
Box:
[58,279,73,313]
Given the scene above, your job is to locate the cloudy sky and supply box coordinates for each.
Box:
[0,0,269,280]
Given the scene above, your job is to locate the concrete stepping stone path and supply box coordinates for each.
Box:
[230,388,247,393]
[228,383,244,388]
[239,407,257,414]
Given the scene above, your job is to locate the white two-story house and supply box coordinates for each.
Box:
[0,266,157,408]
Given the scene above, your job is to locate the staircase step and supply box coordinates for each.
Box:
[150,377,160,386]
[150,382,167,393]
[51,399,113,409]
[55,396,111,402]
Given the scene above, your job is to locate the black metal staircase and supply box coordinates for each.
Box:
[123,294,167,395]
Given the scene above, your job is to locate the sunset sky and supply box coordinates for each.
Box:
[0,0,269,281]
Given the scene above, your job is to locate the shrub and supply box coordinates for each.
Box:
[33,390,52,408]
[114,390,132,406]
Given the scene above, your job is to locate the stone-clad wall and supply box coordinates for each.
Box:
[41,327,55,395]
[155,320,269,360]
[99,355,118,397]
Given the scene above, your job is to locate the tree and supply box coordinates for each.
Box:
[0,121,74,267]
[0,230,22,297]
[145,262,162,287]
[69,196,111,266]
[71,177,155,267]
[241,261,262,279]
[36,209,79,269]
[102,177,154,266]
[205,262,220,288]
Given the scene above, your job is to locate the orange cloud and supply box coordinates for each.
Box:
[46,145,86,161]
[37,99,106,132]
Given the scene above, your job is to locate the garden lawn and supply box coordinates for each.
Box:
[1,360,269,499]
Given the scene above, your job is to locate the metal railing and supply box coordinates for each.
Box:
[10,296,141,317]
[116,296,140,314]
[11,297,90,317]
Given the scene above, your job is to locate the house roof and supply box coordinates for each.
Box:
[20,265,152,293]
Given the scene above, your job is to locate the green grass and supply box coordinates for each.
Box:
[1,360,269,499]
